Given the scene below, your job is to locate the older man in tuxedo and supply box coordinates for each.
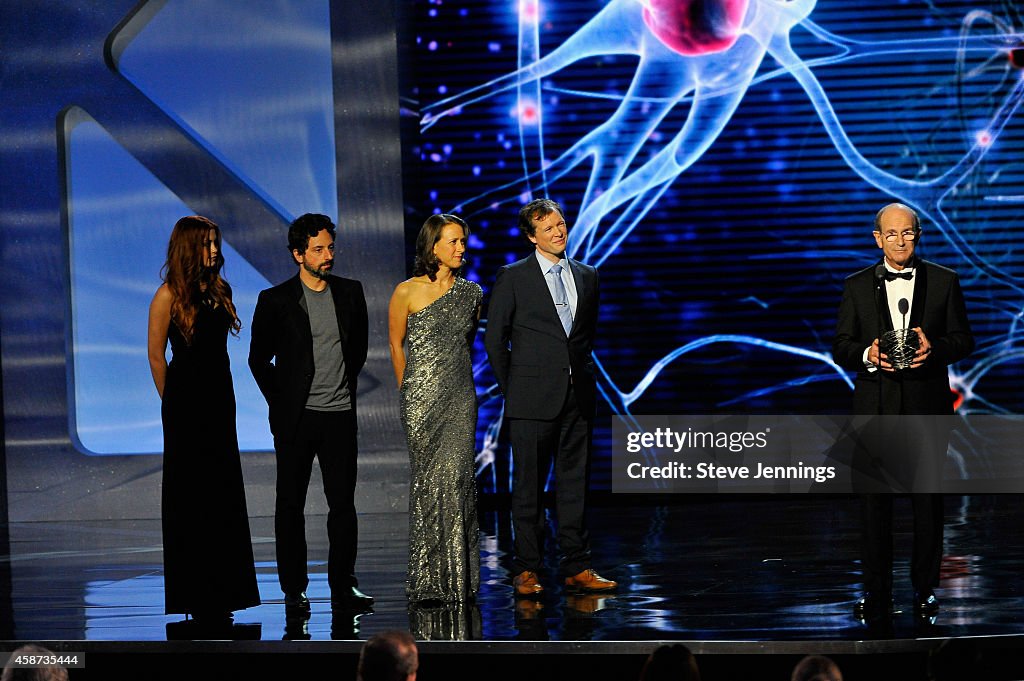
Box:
[833,202,973,618]
[485,198,616,598]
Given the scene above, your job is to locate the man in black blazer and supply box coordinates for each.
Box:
[249,213,372,614]
[833,202,973,618]
[485,198,616,597]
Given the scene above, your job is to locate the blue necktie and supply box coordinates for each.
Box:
[550,264,573,336]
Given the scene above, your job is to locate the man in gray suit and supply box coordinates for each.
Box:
[485,198,616,598]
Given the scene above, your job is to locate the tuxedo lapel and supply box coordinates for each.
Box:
[877,283,894,334]
[908,262,927,329]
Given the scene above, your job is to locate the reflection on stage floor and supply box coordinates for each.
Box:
[3,495,1023,643]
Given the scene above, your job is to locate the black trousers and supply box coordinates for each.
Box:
[274,408,358,596]
[858,415,949,594]
[862,493,944,594]
[509,386,592,577]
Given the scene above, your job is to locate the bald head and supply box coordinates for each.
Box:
[874,203,920,233]
[873,202,921,270]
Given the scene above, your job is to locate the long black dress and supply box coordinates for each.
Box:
[161,301,260,616]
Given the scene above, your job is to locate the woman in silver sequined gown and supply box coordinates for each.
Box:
[388,214,482,604]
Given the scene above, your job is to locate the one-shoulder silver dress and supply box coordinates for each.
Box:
[401,276,482,603]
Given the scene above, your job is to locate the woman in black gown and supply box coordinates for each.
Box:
[147,215,260,622]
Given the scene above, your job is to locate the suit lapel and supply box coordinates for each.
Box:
[566,259,588,337]
[526,256,565,334]
[328,277,350,345]
[289,276,314,346]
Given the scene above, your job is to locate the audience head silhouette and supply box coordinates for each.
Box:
[357,631,419,681]
[638,643,701,681]
[791,654,843,681]
[1,644,69,681]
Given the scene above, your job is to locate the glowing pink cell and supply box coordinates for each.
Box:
[642,0,749,57]
[520,0,538,23]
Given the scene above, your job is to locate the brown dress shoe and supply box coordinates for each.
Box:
[513,570,544,597]
[566,593,614,614]
[514,599,545,619]
[564,568,617,592]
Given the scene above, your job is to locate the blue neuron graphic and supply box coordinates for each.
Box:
[415,0,1024,489]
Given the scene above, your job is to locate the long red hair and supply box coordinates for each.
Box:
[161,216,241,344]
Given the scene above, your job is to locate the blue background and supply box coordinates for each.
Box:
[1,0,1022,503]
[404,0,1024,492]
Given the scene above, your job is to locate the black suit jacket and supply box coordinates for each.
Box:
[832,259,973,415]
[248,274,368,440]
[485,254,599,420]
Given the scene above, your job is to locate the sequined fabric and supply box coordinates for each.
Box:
[409,601,482,640]
[401,276,482,602]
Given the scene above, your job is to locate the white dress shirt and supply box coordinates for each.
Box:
[863,261,916,372]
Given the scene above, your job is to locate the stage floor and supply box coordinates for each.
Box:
[3,495,1024,646]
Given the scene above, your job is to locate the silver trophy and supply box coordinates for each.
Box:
[879,328,920,370]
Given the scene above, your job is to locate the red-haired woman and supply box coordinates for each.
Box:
[148,216,259,623]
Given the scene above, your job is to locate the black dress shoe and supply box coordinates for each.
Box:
[854,592,892,619]
[332,585,374,608]
[914,589,939,615]
[285,591,311,613]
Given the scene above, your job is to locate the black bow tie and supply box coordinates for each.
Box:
[884,271,913,281]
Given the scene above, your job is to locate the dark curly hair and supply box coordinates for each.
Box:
[288,213,336,258]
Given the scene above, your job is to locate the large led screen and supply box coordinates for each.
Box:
[403,0,1024,492]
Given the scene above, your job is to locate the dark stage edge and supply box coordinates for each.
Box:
[4,496,1024,678]
[12,635,1024,653]
[5,638,1024,681]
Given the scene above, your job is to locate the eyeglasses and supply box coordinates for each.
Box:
[875,230,918,242]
